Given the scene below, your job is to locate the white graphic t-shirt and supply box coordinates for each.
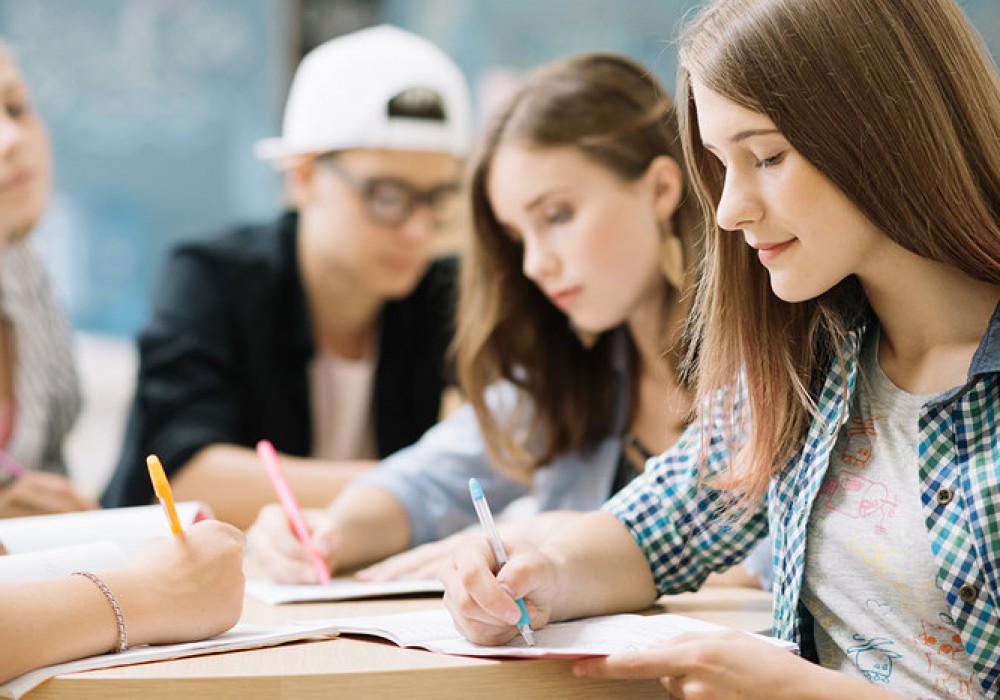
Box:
[800,331,983,700]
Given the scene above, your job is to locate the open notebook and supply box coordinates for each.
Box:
[312,608,797,659]
[0,502,211,556]
[0,502,212,584]
[0,621,340,699]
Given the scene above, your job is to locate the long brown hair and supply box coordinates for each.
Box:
[678,0,1000,503]
[457,53,700,479]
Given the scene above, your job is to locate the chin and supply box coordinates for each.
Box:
[566,313,617,336]
[378,275,423,300]
[768,278,830,304]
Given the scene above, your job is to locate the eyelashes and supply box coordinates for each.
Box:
[755,152,786,169]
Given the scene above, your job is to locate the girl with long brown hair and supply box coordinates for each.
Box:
[249,53,771,587]
[441,1,1000,697]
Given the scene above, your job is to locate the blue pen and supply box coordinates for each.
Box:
[468,478,535,646]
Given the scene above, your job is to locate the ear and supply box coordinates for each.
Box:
[284,155,320,208]
[644,155,683,223]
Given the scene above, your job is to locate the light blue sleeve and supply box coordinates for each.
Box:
[348,385,531,547]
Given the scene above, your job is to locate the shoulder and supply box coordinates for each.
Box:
[2,240,48,286]
[160,213,299,295]
[173,214,297,265]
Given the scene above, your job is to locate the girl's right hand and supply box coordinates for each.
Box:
[439,535,560,645]
[0,472,97,518]
[246,503,340,583]
[114,519,246,645]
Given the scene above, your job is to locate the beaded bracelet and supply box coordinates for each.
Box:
[72,571,129,653]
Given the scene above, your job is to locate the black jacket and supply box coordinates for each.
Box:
[101,211,457,507]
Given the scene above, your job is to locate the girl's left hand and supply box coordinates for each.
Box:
[355,535,465,582]
[572,629,831,700]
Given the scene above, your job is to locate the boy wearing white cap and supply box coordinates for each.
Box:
[102,26,472,528]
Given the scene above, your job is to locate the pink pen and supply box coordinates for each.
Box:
[255,439,331,584]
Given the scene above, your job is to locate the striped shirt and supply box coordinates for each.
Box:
[606,304,1000,698]
[0,240,80,477]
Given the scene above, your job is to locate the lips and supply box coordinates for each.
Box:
[547,287,581,310]
[0,169,31,195]
[751,239,795,264]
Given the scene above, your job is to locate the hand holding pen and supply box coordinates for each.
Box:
[0,447,97,517]
[467,478,535,646]
[255,440,331,584]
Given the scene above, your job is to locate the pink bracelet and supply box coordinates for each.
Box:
[72,571,128,653]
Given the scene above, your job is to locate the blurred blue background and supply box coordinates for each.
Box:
[1,0,998,337]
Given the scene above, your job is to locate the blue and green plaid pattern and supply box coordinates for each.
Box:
[606,315,1000,697]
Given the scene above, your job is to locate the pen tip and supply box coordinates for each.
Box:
[469,478,484,500]
[521,625,535,647]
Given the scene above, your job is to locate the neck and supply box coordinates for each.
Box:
[626,278,678,381]
[624,281,691,457]
[297,249,383,362]
[860,249,1000,393]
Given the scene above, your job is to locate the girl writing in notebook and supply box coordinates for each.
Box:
[248,53,769,589]
[0,519,245,684]
[0,41,95,517]
[440,0,1000,697]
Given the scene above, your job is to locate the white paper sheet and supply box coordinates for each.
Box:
[0,541,128,583]
[0,502,211,556]
[247,577,444,604]
[0,621,339,699]
[315,608,798,659]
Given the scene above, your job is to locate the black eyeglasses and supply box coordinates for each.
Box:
[317,154,462,229]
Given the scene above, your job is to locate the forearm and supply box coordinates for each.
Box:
[325,486,412,570]
[786,661,910,700]
[542,510,657,621]
[0,576,124,683]
[498,510,585,548]
[172,444,373,529]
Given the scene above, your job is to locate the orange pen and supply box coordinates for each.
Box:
[146,454,184,535]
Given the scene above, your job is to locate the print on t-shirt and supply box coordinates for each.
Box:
[815,417,898,535]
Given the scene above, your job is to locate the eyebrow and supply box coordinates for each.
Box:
[702,128,782,152]
[524,186,572,214]
[730,128,781,143]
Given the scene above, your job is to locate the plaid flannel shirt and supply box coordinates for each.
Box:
[606,305,1000,697]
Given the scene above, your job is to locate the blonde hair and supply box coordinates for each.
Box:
[678,0,1000,504]
[457,53,700,479]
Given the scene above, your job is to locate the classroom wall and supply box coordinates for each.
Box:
[0,0,289,336]
[2,0,999,338]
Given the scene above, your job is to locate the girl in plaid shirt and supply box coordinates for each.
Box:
[440,0,1000,697]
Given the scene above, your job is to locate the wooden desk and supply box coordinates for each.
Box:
[27,587,773,699]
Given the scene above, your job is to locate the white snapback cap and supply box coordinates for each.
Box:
[255,25,472,160]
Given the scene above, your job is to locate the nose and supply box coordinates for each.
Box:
[715,168,763,232]
[396,202,437,244]
[521,232,558,283]
[0,113,24,157]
